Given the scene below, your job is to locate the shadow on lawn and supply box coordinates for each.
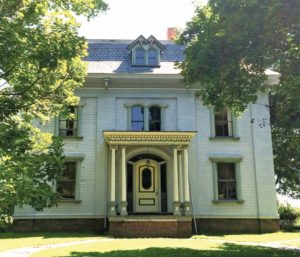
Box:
[62,244,300,257]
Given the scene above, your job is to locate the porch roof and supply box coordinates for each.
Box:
[103,131,197,146]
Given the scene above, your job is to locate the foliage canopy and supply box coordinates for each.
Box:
[0,0,107,221]
[179,0,300,197]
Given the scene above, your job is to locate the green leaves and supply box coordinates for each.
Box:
[0,0,106,222]
[180,0,300,196]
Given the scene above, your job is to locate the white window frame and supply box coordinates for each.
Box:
[131,45,161,67]
[209,108,239,140]
[209,155,244,204]
[56,154,84,203]
[54,104,84,139]
[125,104,167,131]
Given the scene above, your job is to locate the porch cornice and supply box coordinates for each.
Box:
[103,131,197,146]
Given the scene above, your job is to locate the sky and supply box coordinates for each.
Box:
[78,0,208,40]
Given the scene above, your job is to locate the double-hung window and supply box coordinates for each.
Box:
[214,108,233,137]
[59,106,78,137]
[217,163,237,200]
[57,162,77,200]
[209,156,243,203]
[130,105,162,131]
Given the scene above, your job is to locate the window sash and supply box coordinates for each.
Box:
[217,162,237,200]
[214,108,233,137]
[59,107,78,137]
[57,162,77,199]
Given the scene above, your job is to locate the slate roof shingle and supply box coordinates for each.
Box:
[85,39,185,74]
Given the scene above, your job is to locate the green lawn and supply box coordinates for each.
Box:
[31,239,300,257]
[194,231,300,243]
[0,232,300,257]
[0,232,102,252]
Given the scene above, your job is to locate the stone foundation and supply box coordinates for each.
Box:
[12,218,106,233]
[195,218,279,233]
[109,216,192,238]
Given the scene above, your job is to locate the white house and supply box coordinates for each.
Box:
[13,35,279,237]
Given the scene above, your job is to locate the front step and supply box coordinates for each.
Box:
[109,215,192,238]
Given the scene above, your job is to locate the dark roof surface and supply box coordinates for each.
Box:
[85,39,185,74]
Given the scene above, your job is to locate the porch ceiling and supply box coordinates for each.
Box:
[103,131,197,146]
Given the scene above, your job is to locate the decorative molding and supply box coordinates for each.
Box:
[103,131,197,146]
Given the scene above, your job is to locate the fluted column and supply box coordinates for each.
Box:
[173,147,180,215]
[120,147,128,216]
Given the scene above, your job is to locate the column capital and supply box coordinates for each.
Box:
[110,145,118,151]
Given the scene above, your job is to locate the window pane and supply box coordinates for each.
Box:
[217,162,237,200]
[131,106,144,131]
[215,108,232,136]
[149,106,161,131]
[57,162,76,199]
[142,168,152,189]
[148,49,158,66]
[217,163,235,180]
[135,48,145,65]
[59,106,78,137]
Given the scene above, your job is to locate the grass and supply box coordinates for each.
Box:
[30,240,300,257]
[0,232,102,252]
[194,231,300,243]
[0,232,299,257]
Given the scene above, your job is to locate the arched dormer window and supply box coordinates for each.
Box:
[135,47,146,66]
[148,48,158,66]
[149,106,161,131]
[131,105,144,131]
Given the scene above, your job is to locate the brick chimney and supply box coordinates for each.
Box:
[167,28,178,41]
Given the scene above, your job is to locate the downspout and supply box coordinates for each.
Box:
[250,103,261,233]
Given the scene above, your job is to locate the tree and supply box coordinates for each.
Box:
[179,0,300,197]
[0,0,107,222]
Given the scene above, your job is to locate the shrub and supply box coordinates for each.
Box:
[278,203,299,230]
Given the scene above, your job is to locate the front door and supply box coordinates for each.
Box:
[134,160,159,213]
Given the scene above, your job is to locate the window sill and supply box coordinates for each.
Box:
[212,200,244,204]
[57,136,84,140]
[59,199,82,204]
[209,136,240,141]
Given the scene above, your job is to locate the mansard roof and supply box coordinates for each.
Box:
[85,37,185,74]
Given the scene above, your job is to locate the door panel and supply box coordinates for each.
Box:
[134,160,159,212]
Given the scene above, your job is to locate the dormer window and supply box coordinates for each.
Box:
[148,48,158,66]
[128,35,165,67]
[135,47,146,65]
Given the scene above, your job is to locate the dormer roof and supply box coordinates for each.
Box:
[127,35,166,51]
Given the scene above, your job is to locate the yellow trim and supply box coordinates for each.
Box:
[103,131,197,146]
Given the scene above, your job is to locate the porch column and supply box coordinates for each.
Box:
[120,147,128,216]
[109,145,117,216]
[173,147,181,215]
[183,147,192,215]
[178,152,184,203]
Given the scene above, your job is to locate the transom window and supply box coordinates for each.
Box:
[57,162,76,199]
[214,108,233,137]
[59,106,78,137]
[217,163,237,200]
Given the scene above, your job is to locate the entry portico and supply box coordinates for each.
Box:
[103,131,196,217]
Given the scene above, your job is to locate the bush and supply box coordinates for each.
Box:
[278,203,299,230]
